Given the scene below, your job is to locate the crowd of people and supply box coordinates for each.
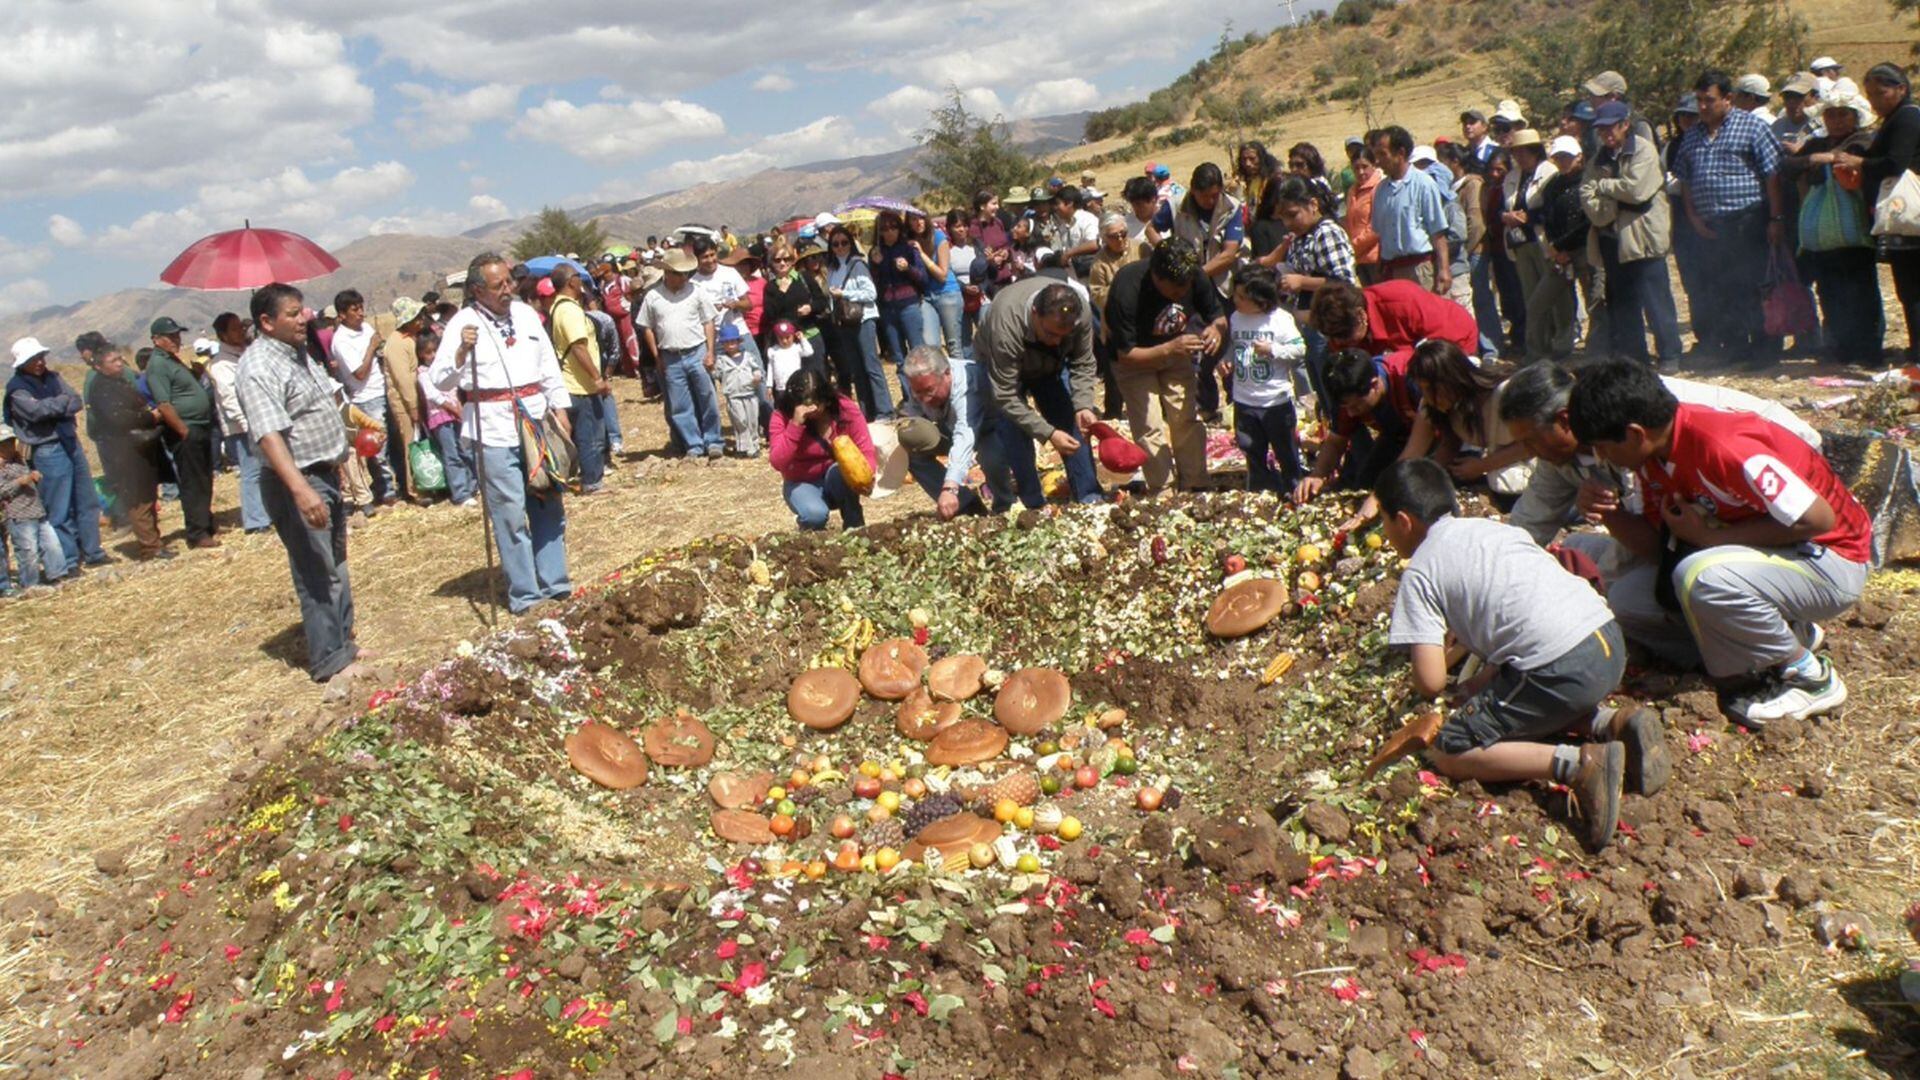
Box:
[0,54,1907,794]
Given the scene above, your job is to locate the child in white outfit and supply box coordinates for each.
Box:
[712,326,764,456]
[764,321,814,394]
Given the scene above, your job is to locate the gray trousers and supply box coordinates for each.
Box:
[1676,544,1867,678]
[262,464,358,681]
[725,395,760,455]
[1560,532,1703,669]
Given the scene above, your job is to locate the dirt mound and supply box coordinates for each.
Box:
[13,494,1920,1077]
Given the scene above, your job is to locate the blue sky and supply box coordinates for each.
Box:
[0,0,1326,314]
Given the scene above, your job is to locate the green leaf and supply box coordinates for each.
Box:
[981,962,1008,985]
[927,994,965,1023]
[1149,924,1177,945]
[778,947,809,973]
[542,995,562,1021]
[1577,1051,1614,1073]
[652,1009,679,1044]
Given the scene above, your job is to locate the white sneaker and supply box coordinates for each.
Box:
[1791,621,1826,653]
[1736,656,1847,726]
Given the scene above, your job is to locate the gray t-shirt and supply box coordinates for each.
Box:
[1389,515,1613,670]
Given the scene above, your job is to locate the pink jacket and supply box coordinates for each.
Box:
[769,396,876,484]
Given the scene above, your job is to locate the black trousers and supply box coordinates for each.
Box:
[166,423,216,542]
[1691,204,1772,358]
[1887,247,1920,362]
[1804,247,1884,363]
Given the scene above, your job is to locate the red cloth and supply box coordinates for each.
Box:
[599,276,641,371]
[1637,404,1873,564]
[744,276,767,337]
[769,396,875,484]
[1361,279,1479,356]
[1548,543,1608,596]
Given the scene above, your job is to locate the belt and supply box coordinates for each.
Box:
[299,460,340,477]
[1381,252,1434,269]
[460,383,542,404]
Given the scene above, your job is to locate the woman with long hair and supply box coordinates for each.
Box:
[1234,140,1282,214]
[1402,340,1528,495]
[759,237,830,363]
[822,224,893,419]
[768,367,876,531]
[1286,142,1329,191]
[907,211,963,361]
[868,210,928,392]
[1836,62,1920,362]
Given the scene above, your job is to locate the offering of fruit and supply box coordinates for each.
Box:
[1057,816,1084,841]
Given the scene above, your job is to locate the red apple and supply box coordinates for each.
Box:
[1075,765,1099,790]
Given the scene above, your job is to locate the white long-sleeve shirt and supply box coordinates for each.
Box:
[428,301,571,449]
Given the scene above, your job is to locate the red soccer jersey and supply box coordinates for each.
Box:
[1362,280,1480,356]
[1332,348,1423,439]
[1638,404,1871,564]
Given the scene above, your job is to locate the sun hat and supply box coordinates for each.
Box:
[1581,71,1628,97]
[391,297,425,327]
[1005,186,1030,204]
[1028,185,1050,203]
[191,337,217,357]
[719,246,757,266]
[813,211,841,229]
[1507,128,1544,148]
[0,424,14,442]
[661,250,697,274]
[1734,74,1771,97]
[1819,92,1875,128]
[1409,145,1437,165]
[1492,99,1526,124]
[10,337,50,368]
[794,238,827,261]
[1810,56,1840,73]
[149,316,189,336]
[1547,135,1583,158]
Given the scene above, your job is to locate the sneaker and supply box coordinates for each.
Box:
[609,441,625,455]
[1737,656,1847,726]
[1604,702,1671,796]
[706,446,725,461]
[1568,742,1625,852]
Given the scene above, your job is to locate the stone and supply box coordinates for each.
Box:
[1813,912,1874,949]
[1733,867,1781,900]
[1342,1045,1384,1080]
[1776,873,1819,908]
[1347,924,1390,958]
[1300,803,1353,844]
[94,848,128,877]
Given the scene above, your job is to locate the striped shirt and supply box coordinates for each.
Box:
[1674,107,1782,217]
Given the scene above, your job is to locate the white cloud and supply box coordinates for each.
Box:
[367,194,512,237]
[641,115,897,192]
[1014,78,1101,118]
[0,8,374,197]
[752,72,797,93]
[46,215,86,247]
[0,236,49,278]
[0,279,53,318]
[394,82,521,147]
[512,97,726,164]
[867,85,1008,139]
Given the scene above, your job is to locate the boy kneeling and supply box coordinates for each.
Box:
[1378,459,1667,850]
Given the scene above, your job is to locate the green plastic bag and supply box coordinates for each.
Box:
[408,438,447,494]
[1798,169,1869,253]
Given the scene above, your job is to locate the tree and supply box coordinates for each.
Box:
[1503,0,1807,136]
[1892,0,1920,57]
[510,207,609,263]
[909,87,1039,205]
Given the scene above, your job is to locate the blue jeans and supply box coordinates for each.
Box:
[876,297,925,396]
[479,443,571,613]
[260,464,357,680]
[1468,253,1504,356]
[225,434,270,531]
[998,369,1102,507]
[925,291,964,359]
[30,434,105,565]
[569,395,608,490]
[599,393,624,450]
[1235,399,1303,494]
[1601,241,1684,363]
[8,518,67,586]
[429,424,478,504]
[1299,325,1331,414]
[661,346,723,455]
[784,464,864,530]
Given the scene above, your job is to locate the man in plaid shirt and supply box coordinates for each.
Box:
[1672,69,1786,366]
[237,282,369,685]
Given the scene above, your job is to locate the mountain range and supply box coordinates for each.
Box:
[0,114,1088,356]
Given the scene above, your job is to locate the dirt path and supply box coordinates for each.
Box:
[0,382,919,1058]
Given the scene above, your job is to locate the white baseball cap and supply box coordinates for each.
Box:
[10,337,49,369]
[1410,144,1437,165]
[192,337,217,356]
[1547,135,1583,159]
[1810,56,1840,72]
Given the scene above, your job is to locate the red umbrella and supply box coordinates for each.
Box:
[159,222,340,291]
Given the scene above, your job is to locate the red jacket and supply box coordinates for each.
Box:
[769,396,876,484]
[1362,279,1479,356]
